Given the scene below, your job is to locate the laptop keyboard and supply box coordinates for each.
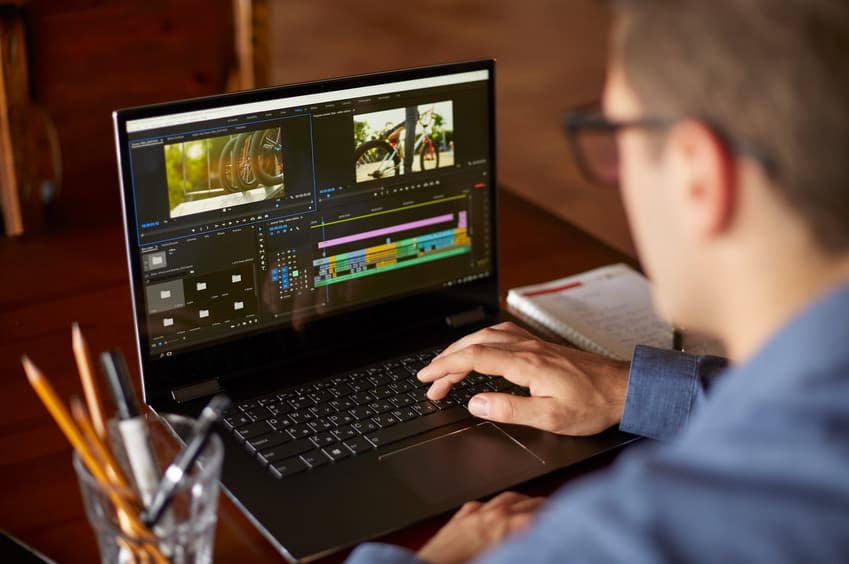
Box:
[222,346,530,479]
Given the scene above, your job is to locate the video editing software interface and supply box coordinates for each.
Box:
[124,70,494,358]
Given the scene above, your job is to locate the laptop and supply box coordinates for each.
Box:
[112,59,635,562]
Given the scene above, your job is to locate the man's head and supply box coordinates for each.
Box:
[604,0,849,347]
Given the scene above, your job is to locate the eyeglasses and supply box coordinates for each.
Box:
[562,110,778,187]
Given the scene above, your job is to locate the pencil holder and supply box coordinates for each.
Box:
[73,414,223,564]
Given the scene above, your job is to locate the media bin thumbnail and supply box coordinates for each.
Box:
[353,101,454,183]
[164,127,284,218]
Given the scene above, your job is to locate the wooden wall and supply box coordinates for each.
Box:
[21,0,634,255]
[267,0,635,255]
[26,0,236,227]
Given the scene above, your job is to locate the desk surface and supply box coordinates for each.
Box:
[0,188,630,562]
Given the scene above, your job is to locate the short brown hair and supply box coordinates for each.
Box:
[612,0,849,252]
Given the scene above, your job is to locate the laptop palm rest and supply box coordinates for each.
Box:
[379,422,546,504]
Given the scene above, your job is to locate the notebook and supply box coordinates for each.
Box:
[112,60,636,562]
[507,263,675,360]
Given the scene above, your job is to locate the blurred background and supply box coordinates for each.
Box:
[0,0,633,254]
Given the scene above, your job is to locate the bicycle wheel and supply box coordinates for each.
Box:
[249,128,284,187]
[218,136,239,193]
[419,136,440,171]
[354,140,399,180]
[232,133,258,190]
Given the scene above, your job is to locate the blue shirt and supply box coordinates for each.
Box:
[348,284,849,563]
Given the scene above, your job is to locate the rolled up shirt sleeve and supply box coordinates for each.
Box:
[346,542,424,564]
[620,345,727,441]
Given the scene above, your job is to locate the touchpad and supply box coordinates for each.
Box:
[379,423,545,505]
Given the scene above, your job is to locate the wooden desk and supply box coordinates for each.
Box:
[0,188,631,562]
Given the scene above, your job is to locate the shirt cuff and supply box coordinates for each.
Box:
[619,345,703,441]
[346,543,426,564]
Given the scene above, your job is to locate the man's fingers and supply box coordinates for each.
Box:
[453,500,483,519]
[505,496,546,515]
[482,491,530,510]
[418,344,535,387]
[432,322,535,362]
[468,392,564,433]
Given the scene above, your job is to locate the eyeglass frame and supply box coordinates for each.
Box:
[562,110,779,187]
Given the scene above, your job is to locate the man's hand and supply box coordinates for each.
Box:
[417,492,545,564]
[417,322,630,436]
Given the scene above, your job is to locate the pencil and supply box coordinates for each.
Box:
[72,322,108,439]
[22,356,166,563]
[70,398,128,487]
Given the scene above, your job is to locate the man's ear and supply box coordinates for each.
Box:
[666,120,737,239]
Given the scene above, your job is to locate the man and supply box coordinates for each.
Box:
[349,0,849,562]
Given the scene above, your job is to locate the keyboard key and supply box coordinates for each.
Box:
[366,406,471,448]
[266,401,293,416]
[367,373,392,387]
[308,418,334,433]
[349,379,375,393]
[329,412,355,427]
[300,449,330,469]
[331,425,358,441]
[234,420,272,441]
[244,406,271,422]
[310,431,338,448]
[351,391,376,405]
[413,401,438,416]
[238,400,259,412]
[328,383,353,398]
[246,430,290,454]
[410,388,430,402]
[308,389,333,404]
[432,397,458,409]
[224,413,251,429]
[344,437,374,454]
[310,402,335,418]
[258,438,313,465]
[285,423,313,439]
[372,413,399,428]
[349,406,375,420]
[265,417,286,430]
[353,420,380,434]
[329,397,355,411]
[387,368,408,381]
[389,394,415,408]
[269,457,308,479]
[389,381,413,394]
[391,407,419,422]
[323,444,350,462]
[287,409,315,424]
[288,395,315,410]
[368,400,395,414]
[371,385,395,400]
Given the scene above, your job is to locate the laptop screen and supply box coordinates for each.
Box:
[116,63,495,360]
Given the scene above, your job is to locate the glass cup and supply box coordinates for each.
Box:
[73,413,223,564]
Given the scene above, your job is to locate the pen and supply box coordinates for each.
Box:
[673,329,683,352]
[100,350,162,508]
[142,394,230,528]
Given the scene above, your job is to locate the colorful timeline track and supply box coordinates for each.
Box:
[313,211,470,287]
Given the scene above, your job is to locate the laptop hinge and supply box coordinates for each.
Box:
[171,379,223,404]
[445,306,487,328]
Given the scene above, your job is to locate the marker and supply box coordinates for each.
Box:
[142,395,231,528]
[673,329,684,352]
[100,350,162,508]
